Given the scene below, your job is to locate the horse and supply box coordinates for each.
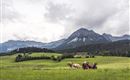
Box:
[82,62,91,69]
[67,62,81,69]
[82,62,97,69]
[90,63,97,69]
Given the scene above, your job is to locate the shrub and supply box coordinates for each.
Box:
[51,55,57,61]
[62,54,74,58]
[56,56,63,62]
[90,55,95,58]
[15,55,51,62]
[126,53,130,57]
[85,55,90,58]
[15,54,23,62]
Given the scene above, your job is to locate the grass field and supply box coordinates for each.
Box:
[0,53,130,80]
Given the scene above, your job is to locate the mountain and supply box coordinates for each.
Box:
[1,28,130,53]
[103,33,130,41]
[43,39,66,48]
[55,28,110,50]
[0,40,45,52]
[0,39,66,53]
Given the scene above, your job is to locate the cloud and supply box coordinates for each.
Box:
[71,0,118,27]
[44,2,73,23]
[101,8,129,35]
[1,0,129,43]
[0,0,21,23]
[44,0,129,36]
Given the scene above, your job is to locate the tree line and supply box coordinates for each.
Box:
[57,40,130,57]
[0,47,55,56]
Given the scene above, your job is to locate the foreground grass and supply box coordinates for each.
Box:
[0,53,130,80]
[1,69,130,80]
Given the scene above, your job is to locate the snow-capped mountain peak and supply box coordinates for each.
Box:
[56,28,110,50]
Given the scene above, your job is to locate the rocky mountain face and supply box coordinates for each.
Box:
[68,28,110,43]
[55,28,110,50]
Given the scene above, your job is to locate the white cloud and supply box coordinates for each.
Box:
[100,9,129,35]
[0,0,129,43]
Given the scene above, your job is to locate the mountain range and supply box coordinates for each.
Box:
[0,28,130,53]
[103,33,130,41]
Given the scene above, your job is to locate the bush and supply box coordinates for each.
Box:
[51,55,63,62]
[90,55,95,58]
[62,54,74,58]
[51,55,57,61]
[85,55,89,58]
[56,56,63,62]
[15,54,64,62]
[126,53,130,57]
[15,54,23,62]
[15,55,51,62]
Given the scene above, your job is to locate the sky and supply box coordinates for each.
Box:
[0,0,129,43]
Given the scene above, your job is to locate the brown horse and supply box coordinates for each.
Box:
[82,62,97,69]
[90,63,97,69]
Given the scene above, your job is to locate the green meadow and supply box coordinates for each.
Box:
[0,53,130,80]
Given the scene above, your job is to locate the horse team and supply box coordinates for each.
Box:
[67,61,97,70]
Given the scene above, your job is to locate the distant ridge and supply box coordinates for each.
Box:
[103,33,130,41]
